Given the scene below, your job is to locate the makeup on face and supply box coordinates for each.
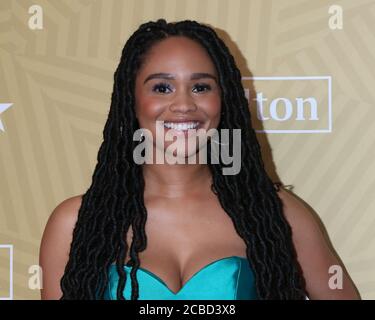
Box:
[134,36,222,158]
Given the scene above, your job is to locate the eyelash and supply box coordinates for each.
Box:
[151,82,212,94]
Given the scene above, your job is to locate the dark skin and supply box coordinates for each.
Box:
[40,36,360,299]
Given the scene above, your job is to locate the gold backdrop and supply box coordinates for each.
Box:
[0,0,374,299]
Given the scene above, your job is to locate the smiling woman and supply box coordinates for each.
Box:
[134,36,222,165]
[39,19,360,300]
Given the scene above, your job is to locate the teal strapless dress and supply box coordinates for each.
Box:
[103,256,258,300]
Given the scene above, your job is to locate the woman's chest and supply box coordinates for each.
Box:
[123,195,247,294]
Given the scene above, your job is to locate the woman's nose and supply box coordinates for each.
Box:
[169,90,197,113]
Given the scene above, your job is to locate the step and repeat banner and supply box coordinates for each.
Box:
[1,0,374,299]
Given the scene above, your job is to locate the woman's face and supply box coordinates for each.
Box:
[134,36,222,160]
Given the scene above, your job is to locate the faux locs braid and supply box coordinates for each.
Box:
[60,18,307,300]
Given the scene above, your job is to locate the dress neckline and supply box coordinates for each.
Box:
[110,255,248,295]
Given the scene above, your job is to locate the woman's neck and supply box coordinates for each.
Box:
[142,163,212,199]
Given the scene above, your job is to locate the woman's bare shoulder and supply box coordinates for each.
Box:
[39,194,84,299]
[274,185,360,299]
[274,185,318,233]
[45,195,83,233]
[275,185,330,251]
[54,194,83,213]
[41,194,84,254]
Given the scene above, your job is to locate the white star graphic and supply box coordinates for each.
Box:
[0,103,13,132]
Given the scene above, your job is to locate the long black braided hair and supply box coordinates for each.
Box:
[60,18,307,300]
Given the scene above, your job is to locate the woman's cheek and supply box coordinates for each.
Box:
[202,95,221,124]
[137,97,165,124]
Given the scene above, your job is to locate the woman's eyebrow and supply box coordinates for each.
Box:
[143,72,217,84]
[190,72,217,81]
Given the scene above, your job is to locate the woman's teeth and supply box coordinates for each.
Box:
[163,121,200,131]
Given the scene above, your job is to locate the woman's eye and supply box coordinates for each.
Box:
[192,83,211,93]
[152,83,173,94]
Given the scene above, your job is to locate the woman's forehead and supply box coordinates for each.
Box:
[137,36,217,76]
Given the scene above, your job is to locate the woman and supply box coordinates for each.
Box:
[39,19,359,300]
